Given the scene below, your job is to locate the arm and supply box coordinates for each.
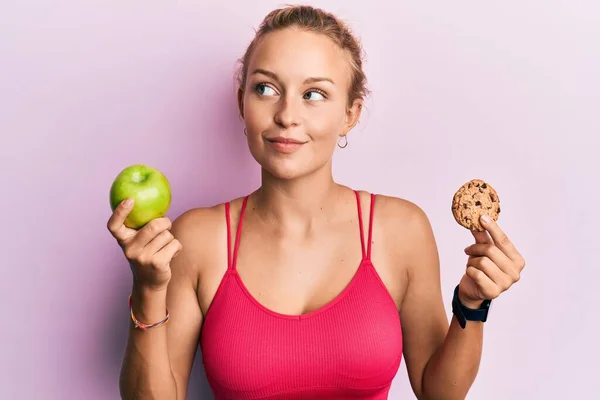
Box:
[119,210,204,400]
[392,200,483,400]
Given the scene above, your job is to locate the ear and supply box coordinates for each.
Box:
[237,88,245,119]
[341,98,363,137]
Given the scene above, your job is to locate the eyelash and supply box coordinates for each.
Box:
[254,82,327,100]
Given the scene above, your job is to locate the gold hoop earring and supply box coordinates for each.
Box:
[337,135,348,148]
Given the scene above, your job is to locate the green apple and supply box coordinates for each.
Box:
[109,164,172,229]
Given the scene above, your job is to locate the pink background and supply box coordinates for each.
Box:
[2,1,598,399]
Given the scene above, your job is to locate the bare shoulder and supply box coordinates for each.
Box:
[172,203,226,240]
[372,193,439,279]
[374,194,433,237]
[169,202,229,283]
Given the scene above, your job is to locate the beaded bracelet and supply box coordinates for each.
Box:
[128,295,170,331]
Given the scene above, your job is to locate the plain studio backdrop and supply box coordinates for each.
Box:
[1,0,598,399]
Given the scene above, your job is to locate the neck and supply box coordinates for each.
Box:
[252,163,344,233]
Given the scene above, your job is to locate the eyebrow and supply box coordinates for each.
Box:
[251,68,335,85]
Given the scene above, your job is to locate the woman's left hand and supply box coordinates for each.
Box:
[458,214,526,309]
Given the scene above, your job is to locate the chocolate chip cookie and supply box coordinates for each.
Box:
[452,179,500,231]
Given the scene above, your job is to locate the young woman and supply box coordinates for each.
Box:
[108,5,525,400]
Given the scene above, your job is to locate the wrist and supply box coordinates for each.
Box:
[130,284,168,324]
[457,292,484,310]
[453,284,492,329]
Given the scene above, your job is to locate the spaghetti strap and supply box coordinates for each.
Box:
[225,202,232,269]
[231,196,249,271]
[354,190,367,260]
[367,193,376,260]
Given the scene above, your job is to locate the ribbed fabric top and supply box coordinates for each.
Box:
[199,191,403,400]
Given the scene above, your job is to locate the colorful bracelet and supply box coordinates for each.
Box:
[128,295,170,331]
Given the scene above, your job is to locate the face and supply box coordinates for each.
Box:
[238,27,362,180]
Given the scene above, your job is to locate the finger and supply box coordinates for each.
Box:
[465,244,519,281]
[465,265,501,300]
[153,239,182,269]
[134,218,172,248]
[144,230,175,255]
[471,229,493,245]
[479,215,524,264]
[468,256,512,291]
[107,198,137,241]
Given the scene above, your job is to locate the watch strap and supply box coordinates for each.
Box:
[452,285,492,329]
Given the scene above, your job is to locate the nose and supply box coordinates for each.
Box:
[273,95,301,129]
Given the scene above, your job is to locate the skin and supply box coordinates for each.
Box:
[115,27,526,400]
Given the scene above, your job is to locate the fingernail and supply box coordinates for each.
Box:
[124,198,133,207]
[481,214,491,223]
[464,246,470,254]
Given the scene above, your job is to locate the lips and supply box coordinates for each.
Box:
[265,136,306,154]
[266,137,306,144]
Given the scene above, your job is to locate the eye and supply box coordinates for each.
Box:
[303,90,326,101]
[255,83,278,96]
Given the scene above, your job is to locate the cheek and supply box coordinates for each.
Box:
[243,99,270,130]
[307,106,346,140]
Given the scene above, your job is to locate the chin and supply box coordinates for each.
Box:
[264,161,308,180]
[251,155,310,180]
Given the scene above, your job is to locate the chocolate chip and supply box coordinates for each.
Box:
[475,201,481,206]
[481,183,487,189]
[497,207,501,213]
[490,194,496,201]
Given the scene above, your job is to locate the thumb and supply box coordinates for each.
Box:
[107,198,136,240]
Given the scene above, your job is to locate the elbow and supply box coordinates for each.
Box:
[418,367,470,400]
[419,383,471,400]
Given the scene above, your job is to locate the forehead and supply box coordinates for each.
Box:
[248,27,351,86]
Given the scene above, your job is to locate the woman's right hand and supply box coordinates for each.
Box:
[107,198,182,292]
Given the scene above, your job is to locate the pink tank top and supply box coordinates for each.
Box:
[200,191,403,399]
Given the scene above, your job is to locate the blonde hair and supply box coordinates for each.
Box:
[236,5,370,106]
